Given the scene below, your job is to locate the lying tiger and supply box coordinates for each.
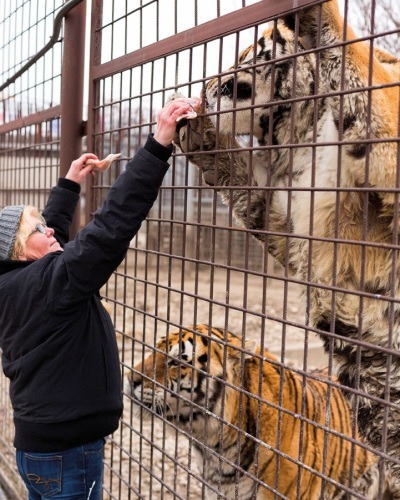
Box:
[127,325,395,499]
[172,0,400,486]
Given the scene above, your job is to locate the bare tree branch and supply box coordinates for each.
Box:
[342,0,400,55]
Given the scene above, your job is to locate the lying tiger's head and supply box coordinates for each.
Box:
[126,325,256,422]
[204,24,315,144]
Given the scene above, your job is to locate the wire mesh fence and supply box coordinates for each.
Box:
[1,0,400,498]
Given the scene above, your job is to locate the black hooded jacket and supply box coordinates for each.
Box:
[0,135,172,452]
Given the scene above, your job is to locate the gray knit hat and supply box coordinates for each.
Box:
[0,205,25,260]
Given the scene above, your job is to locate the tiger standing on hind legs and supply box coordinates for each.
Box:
[172,0,400,492]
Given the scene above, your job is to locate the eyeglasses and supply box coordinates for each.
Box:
[29,223,47,236]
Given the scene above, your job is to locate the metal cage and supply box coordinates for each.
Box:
[1,0,400,498]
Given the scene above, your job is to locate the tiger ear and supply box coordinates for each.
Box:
[229,339,257,361]
[243,339,257,359]
[227,338,257,360]
[157,336,168,351]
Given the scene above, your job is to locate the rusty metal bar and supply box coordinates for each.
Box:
[0,106,62,136]
[59,0,86,236]
[85,0,103,226]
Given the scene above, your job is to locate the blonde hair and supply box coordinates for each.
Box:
[11,206,45,260]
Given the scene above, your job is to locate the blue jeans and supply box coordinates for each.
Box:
[16,439,104,500]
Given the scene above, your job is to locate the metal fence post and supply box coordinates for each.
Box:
[85,0,103,227]
[59,0,86,237]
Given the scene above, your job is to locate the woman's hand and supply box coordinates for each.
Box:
[65,153,99,183]
[154,98,201,147]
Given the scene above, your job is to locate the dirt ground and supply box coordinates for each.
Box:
[102,259,327,499]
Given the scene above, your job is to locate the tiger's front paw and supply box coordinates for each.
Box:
[168,91,218,185]
[174,118,218,186]
[174,117,203,155]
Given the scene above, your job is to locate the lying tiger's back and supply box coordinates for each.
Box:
[244,348,375,498]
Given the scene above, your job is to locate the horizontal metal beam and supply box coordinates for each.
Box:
[92,0,326,81]
[0,105,61,135]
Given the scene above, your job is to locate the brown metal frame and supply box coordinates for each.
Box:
[59,0,86,236]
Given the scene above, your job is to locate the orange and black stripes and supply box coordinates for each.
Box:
[131,325,378,499]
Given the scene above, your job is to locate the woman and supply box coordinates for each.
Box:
[0,99,193,499]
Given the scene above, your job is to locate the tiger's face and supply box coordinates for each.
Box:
[204,25,315,144]
[127,325,255,422]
